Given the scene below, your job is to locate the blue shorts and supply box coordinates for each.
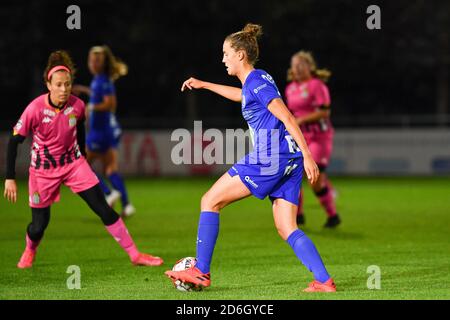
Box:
[228,155,303,205]
[86,129,121,153]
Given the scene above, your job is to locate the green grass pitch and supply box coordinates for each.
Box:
[0,177,449,300]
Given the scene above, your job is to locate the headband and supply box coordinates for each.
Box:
[47,66,71,80]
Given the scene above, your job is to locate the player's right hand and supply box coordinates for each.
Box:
[181,77,204,92]
[4,179,18,203]
[303,155,319,185]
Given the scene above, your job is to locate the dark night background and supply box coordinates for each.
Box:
[0,0,449,129]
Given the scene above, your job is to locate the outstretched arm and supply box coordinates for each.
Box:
[296,107,330,125]
[267,98,319,184]
[92,95,117,112]
[181,77,242,102]
[72,84,91,97]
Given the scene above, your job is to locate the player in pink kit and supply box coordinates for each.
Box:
[285,51,341,228]
[3,51,163,268]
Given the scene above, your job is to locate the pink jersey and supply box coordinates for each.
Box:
[285,78,333,134]
[13,94,85,173]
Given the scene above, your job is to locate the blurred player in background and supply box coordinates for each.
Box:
[4,50,163,268]
[73,46,135,218]
[285,51,341,228]
[165,24,336,293]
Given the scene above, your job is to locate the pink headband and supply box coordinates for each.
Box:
[47,66,71,80]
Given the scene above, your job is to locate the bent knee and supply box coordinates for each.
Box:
[105,165,118,176]
[276,228,291,241]
[201,192,223,212]
[275,225,297,241]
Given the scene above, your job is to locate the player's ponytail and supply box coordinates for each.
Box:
[287,51,331,83]
[90,45,128,81]
[226,23,263,66]
[242,23,263,39]
[44,50,76,83]
[313,68,331,83]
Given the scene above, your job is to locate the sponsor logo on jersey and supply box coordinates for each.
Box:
[244,175,259,188]
[43,109,56,117]
[253,83,267,94]
[261,74,275,84]
[64,106,74,115]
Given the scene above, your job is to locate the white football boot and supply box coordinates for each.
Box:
[122,203,136,218]
[106,189,121,207]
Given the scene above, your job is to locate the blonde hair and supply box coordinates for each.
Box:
[287,51,331,82]
[89,45,128,81]
[225,23,263,66]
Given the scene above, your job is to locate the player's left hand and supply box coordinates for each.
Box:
[303,155,319,185]
[181,77,205,91]
[4,179,18,203]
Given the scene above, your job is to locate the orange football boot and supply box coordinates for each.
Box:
[303,278,336,292]
[17,248,36,269]
[165,266,211,288]
[131,253,164,266]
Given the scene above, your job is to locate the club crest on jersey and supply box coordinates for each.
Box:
[32,192,40,205]
[300,85,309,98]
[64,106,74,115]
[68,114,77,127]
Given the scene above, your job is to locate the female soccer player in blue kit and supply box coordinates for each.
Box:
[73,46,135,217]
[165,24,336,292]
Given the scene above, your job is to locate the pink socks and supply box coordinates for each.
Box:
[25,234,40,252]
[105,218,140,261]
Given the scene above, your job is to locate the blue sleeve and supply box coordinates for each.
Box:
[251,79,281,108]
[90,78,102,101]
[102,79,115,96]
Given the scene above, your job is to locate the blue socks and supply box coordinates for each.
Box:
[108,172,129,206]
[95,172,111,195]
[195,211,220,274]
[287,229,331,283]
[194,214,328,281]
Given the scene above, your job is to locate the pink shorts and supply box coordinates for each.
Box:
[28,158,99,208]
[304,132,334,170]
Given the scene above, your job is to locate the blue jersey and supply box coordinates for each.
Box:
[86,74,122,153]
[228,69,304,205]
[241,69,302,164]
[88,74,117,131]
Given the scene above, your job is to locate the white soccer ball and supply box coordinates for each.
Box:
[172,257,202,292]
[172,257,197,271]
